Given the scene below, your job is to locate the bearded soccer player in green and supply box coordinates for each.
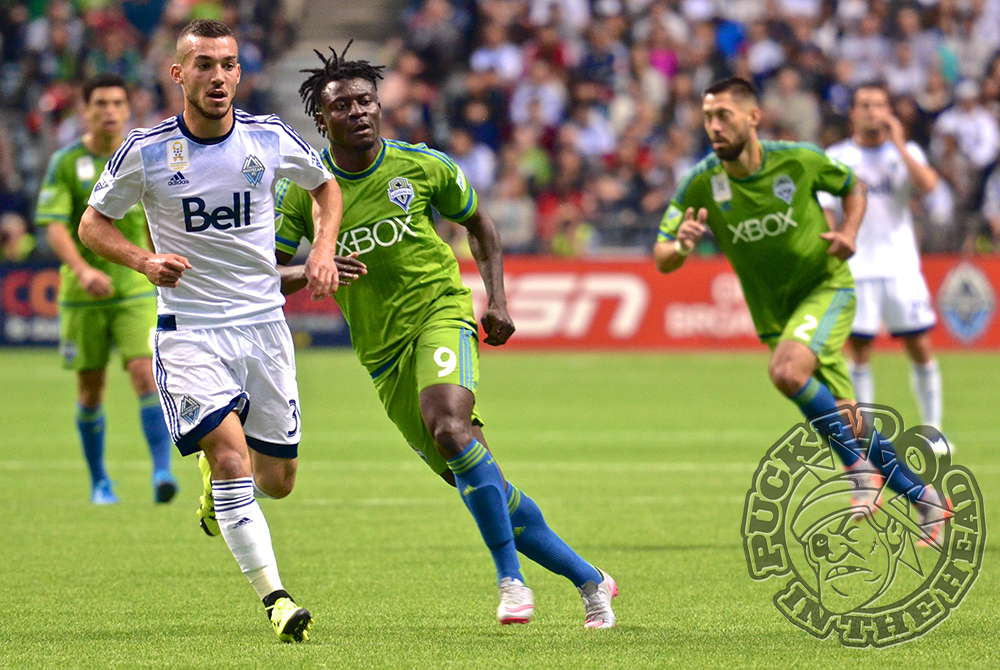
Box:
[273,45,617,627]
[34,74,176,504]
[653,77,946,539]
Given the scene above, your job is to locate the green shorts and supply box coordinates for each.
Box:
[59,296,157,371]
[372,319,483,475]
[764,285,856,401]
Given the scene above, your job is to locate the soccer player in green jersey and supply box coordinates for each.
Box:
[273,45,618,627]
[653,77,946,538]
[35,74,176,504]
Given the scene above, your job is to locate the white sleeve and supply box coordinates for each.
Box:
[271,118,333,191]
[905,141,929,166]
[88,131,145,220]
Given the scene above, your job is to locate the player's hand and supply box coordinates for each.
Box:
[821,230,856,260]
[677,207,708,252]
[481,303,515,346]
[77,266,114,298]
[305,243,339,300]
[141,254,191,288]
[883,113,907,147]
[335,252,367,286]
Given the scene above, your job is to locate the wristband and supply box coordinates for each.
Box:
[675,239,692,257]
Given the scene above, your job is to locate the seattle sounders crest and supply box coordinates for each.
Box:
[387,177,414,213]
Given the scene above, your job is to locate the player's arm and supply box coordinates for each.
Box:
[885,116,938,193]
[461,208,515,346]
[46,223,112,297]
[80,206,191,287]
[34,160,113,297]
[653,206,707,274]
[820,179,867,260]
[304,178,343,300]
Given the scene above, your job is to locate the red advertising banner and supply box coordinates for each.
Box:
[459,256,1000,351]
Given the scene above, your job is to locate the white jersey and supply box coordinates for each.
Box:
[819,139,926,280]
[89,109,332,328]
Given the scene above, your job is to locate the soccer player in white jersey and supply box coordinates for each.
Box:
[820,83,945,443]
[79,19,342,643]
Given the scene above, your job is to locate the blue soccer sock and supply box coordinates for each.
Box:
[507,484,602,588]
[139,392,173,477]
[76,404,107,487]
[447,439,522,584]
[791,378,926,502]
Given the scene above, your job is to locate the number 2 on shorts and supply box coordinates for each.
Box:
[434,346,457,377]
[794,314,818,342]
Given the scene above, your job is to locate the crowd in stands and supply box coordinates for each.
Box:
[0,0,294,262]
[4,0,1000,263]
[382,0,1000,256]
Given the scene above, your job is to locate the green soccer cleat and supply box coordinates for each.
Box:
[195,452,219,536]
[266,596,313,643]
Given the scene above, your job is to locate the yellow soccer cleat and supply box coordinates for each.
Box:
[266,596,314,643]
[195,452,219,537]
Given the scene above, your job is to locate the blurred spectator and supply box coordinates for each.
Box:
[763,67,821,143]
[509,58,568,127]
[449,126,497,194]
[839,14,890,86]
[934,80,1000,173]
[885,41,924,97]
[982,164,1000,251]
[469,21,523,87]
[745,20,784,84]
[0,212,35,263]
[406,0,464,85]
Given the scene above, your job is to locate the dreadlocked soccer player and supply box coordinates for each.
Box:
[273,43,619,628]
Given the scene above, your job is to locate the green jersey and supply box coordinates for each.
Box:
[35,139,155,306]
[658,141,856,338]
[275,139,478,373]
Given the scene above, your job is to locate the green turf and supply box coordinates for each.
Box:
[0,348,996,669]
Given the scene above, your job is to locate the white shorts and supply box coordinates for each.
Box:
[851,275,937,339]
[154,320,301,457]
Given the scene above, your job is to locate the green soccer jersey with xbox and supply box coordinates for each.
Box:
[35,139,154,305]
[658,141,856,338]
[275,139,478,373]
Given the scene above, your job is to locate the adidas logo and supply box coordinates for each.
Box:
[231,517,253,529]
[167,172,189,186]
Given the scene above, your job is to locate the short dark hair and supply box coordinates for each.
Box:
[852,81,891,106]
[299,40,386,136]
[177,18,232,43]
[83,74,128,104]
[704,77,758,103]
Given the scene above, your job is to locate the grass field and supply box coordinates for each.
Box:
[0,348,997,669]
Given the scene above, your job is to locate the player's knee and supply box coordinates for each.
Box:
[126,358,157,395]
[769,360,810,397]
[259,474,295,499]
[428,415,473,455]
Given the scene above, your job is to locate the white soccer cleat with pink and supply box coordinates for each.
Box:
[579,569,618,628]
[497,577,534,625]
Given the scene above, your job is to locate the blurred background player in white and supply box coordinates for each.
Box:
[821,83,945,442]
[34,74,177,505]
[78,19,342,643]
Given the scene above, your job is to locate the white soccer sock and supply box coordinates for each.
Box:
[911,360,942,428]
[213,478,284,599]
[849,362,874,404]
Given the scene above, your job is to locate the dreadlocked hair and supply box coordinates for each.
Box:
[299,40,385,136]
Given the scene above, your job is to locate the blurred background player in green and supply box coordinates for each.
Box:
[272,45,618,628]
[653,77,946,541]
[34,74,176,505]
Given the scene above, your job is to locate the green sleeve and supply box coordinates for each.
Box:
[806,145,855,197]
[34,153,73,227]
[657,201,684,242]
[274,177,315,255]
[424,149,478,223]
